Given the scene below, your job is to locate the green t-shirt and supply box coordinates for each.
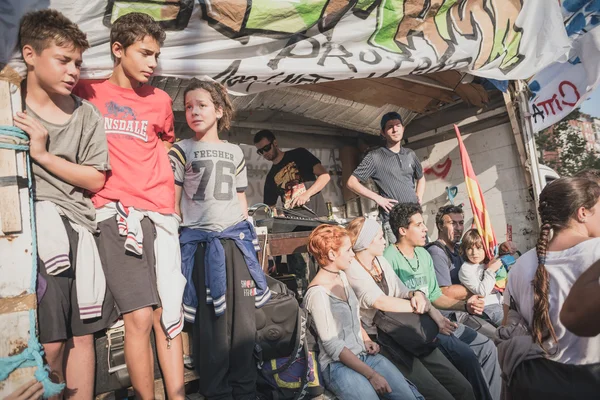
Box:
[383,245,443,302]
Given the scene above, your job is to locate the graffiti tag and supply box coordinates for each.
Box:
[424,157,452,179]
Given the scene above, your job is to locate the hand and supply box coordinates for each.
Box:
[290,192,311,208]
[486,258,503,273]
[364,340,380,355]
[430,307,457,335]
[466,295,485,315]
[499,241,517,255]
[375,195,398,212]
[410,291,430,314]
[5,380,45,400]
[417,194,423,204]
[13,111,49,163]
[437,316,458,336]
[368,372,392,395]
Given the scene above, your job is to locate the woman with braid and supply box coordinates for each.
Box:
[501,177,600,398]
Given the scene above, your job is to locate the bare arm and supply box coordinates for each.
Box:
[290,164,330,208]
[440,285,471,300]
[238,192,249,218]
[14,112,105,192]
[346,175,397,212]
[433,294,484,314]
[560,260,600,337]
[174,185,182,219]
[415,176,426,204]
[306,164,330,196]
[372,295,415,313]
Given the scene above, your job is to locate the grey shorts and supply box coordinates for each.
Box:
[97,217,161,315]
[37,218,118,343]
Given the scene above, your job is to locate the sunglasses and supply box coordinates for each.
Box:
[257,142,274,155]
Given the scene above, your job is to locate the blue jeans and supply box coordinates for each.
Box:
[482,304,504,327]
[323,353,424,400]
[436,324,501,400]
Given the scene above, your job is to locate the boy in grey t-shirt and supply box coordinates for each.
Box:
[169,139,247,231]
[13,9,115,397]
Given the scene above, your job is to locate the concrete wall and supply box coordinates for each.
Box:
[412,122,539,252]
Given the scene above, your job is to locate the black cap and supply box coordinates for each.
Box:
[380,112,403,131]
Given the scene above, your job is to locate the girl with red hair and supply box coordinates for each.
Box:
[303,225,423,400]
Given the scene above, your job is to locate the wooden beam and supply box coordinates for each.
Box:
[405,92,505,137]
[405,114,510,150]
[0,79,22,234]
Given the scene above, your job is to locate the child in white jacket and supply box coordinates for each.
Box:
[458,229,506,326]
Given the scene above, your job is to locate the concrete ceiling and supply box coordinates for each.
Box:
[149,71,502,148]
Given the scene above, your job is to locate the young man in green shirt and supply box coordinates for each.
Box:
[383,203,501,400]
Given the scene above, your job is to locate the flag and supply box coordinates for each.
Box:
[455,125,497,259]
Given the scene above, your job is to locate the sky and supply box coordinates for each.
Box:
[580,88,600,117]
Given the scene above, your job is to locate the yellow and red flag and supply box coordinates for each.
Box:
[455,125,497,259]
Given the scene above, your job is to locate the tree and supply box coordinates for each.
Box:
[536,109,600,176]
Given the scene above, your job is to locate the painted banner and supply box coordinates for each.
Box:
[9,0,571,95]
[528,1,600,132]
[455,124,497,259]
[528,58,590,133]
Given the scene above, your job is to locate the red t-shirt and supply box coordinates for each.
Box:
[74,80,175,213]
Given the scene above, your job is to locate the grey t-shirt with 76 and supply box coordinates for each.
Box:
[169,139,248,232]
[28,96,110,232]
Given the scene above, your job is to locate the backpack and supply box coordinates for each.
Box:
[373,311,439,357]
[424,240,454,269]
[255,276,324,400]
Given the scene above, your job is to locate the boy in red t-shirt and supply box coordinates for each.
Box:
[74,13,186,399]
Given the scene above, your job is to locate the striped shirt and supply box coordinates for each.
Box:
[352,146,423,219]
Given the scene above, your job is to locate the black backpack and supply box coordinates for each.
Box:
[255,276,323,400]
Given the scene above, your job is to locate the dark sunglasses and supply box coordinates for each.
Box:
[257,142,274,155]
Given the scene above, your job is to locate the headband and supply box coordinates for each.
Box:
[353,218,381,252]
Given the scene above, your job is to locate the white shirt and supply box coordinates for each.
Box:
[459,261,502,306]
[504,238,600,364]
[345,256,411,335]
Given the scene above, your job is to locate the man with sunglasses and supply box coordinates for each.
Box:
[254,130,331,290]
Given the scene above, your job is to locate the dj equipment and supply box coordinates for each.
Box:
[254,216,337,233]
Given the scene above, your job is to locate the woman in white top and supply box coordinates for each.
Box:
[344,217,476,400]
[502,176,600,398]
[303,224,423,400]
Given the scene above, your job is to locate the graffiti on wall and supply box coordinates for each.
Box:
[424,156,452,179]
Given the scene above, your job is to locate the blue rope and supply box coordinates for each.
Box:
[0,126,64,398]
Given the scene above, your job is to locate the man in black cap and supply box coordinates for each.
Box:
[347,111,426,244]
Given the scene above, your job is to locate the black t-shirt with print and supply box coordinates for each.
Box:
[264,148,327,218]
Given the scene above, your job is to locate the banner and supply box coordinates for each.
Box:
[528,1,600,132]
[9,0,571,95]
[455,124,497,259]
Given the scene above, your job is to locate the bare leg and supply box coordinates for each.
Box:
[63,334,95,399]
[43,341,66,400]
[122,307,155,400]
[153,307,185,400]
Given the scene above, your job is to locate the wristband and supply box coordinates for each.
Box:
[463,302,468,312]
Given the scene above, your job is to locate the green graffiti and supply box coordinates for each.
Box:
[200,0,526,73]
[245,0,329,33]
[371,0,406,53]
[488,0,523,71]
[435,0,458,41]
[355,0,378,12]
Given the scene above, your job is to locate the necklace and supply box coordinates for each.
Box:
[355,257,383,283]
[396,245,420,272]
[321,267,340,276]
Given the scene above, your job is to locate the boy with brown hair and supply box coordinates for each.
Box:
[15,8,116,398]
[73,12,186,399]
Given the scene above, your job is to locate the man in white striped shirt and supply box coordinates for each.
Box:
[347,112,426,244]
